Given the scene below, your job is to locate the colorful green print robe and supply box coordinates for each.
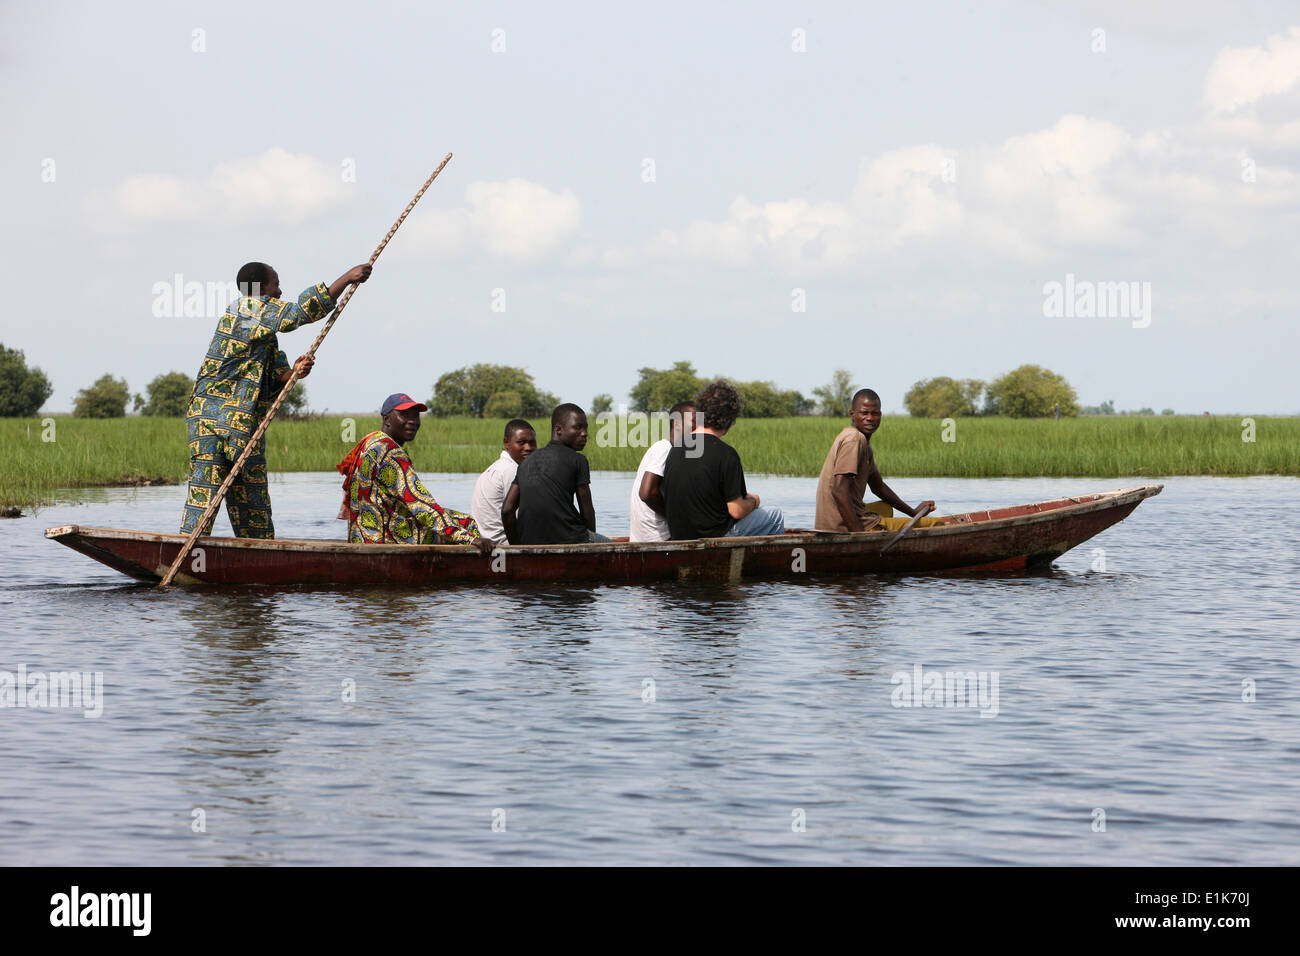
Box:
[179,283,333,538]
[345,432,482,545]
[186,283,334,458]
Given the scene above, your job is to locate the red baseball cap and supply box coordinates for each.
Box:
[380,393,428,415]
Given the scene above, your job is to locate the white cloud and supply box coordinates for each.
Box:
[86,148,353,227]
[609,115,1153,275]
[400,178,580,263]
[1203,26,1300,112]
[600,26,1300,278]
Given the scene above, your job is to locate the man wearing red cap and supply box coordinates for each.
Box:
[337,393,492,553]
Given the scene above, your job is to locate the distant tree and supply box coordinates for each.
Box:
[812,368,855,417]
[0,344,54,417]
[903,377,985,418]
[1133,407,1155,416]
[777,389,815,416]
[984,365,1078,418]
[484,390,523,419]
[591,393,613,415]
[734,381,770,417]
[629,361,707,413]
[1080,399,1116,416]
[280,382,309,418]
[1161,408,1175,416]
[134,371,192,417]
[733,380,812,417]
[72,374,131,418]
[429,364,557,418]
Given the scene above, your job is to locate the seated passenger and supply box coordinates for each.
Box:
[629,401,696,542]
[471,419,537,546]
[661,380,784,539]
[814,388,942,533]
[502,404,610,544]
[336,393,492,553]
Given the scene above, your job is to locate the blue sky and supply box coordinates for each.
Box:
[3,0,1298,415]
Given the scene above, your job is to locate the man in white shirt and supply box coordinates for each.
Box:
[471,419,537,545]
[629,401,696,542]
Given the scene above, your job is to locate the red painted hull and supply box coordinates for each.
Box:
[44,484,1162,586]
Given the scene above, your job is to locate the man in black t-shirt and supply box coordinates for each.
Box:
[661,380,785,540]
[501,404,611,544]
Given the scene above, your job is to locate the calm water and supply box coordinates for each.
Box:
[1,473,1297,865]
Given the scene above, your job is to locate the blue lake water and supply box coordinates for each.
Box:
[0,473,1296,864]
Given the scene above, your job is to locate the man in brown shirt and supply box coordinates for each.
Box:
[814,388,939,533]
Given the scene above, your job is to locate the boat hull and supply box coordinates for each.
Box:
[44,484,1162,586]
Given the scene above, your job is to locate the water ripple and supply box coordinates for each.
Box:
[1,474,1296,864]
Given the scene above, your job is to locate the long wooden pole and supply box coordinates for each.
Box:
[158,153,454,588]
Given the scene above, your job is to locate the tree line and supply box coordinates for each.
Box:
[425,362,859,419]
[1079,400,1175,416]
[904,366,1080,418]
[0,341,1128,421]
[905,370,1170,417]
[0,345,306,418]
[426,362,1085,419]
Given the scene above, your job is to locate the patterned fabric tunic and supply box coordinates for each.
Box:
[185,283,334,458]
[343,431,482,545]
[179,283,333,538]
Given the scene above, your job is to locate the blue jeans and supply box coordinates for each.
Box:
[726,507,784,537]
[587,530,612,542]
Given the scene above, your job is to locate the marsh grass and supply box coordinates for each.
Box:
[2,414,1296,508]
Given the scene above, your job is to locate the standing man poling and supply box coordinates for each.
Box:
[180,260,371,538]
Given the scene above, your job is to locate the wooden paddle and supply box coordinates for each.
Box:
[158,154,454,588]
[880,502,935,555]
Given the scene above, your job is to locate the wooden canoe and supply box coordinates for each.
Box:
[44,484,1162,586]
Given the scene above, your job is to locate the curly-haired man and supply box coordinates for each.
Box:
[660,379,784,539]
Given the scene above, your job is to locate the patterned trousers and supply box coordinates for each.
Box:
[179,433,274,538]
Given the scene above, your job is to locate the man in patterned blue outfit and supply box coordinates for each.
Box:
[179,260,371,538]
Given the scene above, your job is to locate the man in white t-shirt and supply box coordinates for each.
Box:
[471,419,537,545]
[629,401,696,542]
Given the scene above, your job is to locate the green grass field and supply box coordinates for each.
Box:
[1,414,1297,509]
